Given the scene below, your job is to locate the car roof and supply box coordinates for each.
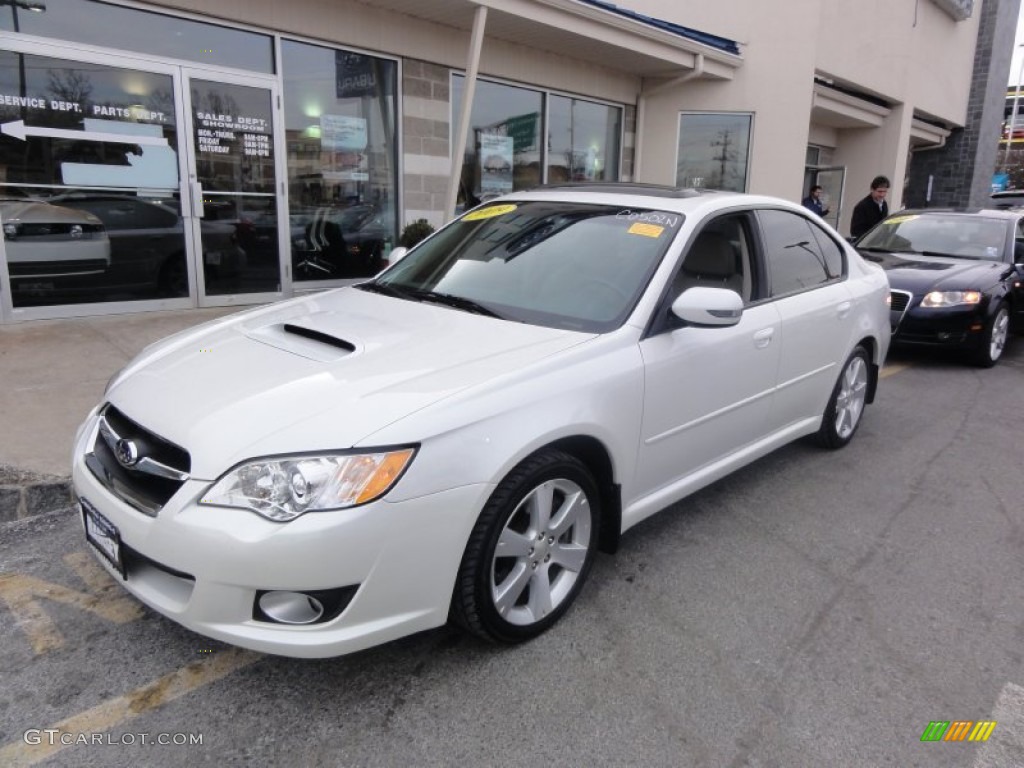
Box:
[894,207,1022,220]
[496,184,802,215]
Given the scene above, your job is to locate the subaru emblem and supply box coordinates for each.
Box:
[115,438,139,467]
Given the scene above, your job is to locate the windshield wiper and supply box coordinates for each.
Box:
[355,281,417,299]
[357,282,504,318]
[916,250,965,259]
[409,290,504,318]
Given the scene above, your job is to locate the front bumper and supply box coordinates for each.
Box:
[71,413,492,658]
[891,305,989,350]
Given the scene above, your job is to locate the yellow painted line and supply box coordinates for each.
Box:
[879,363,910,379]
[0,647,261,765]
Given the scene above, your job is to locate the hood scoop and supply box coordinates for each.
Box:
[243,321,359,362]
[283,323,356,352]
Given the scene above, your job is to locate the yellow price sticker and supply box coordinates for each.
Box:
[463,204,518,221]
[627,222,664,238]
[883,214,918,225]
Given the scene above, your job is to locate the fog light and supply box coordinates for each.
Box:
[257,591,325,625]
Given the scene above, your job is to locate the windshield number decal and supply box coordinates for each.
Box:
[616,210,680,228]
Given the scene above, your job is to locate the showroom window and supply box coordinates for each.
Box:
[280,41,398,282]
[547,96,620,184]
[0,0,273,73]
[452,76,543,209]
[452,76,623,208]
[676,112,752,192]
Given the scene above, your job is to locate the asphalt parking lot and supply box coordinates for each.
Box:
[1,341,1023,767]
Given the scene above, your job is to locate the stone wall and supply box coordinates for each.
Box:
[402,59,452,230]
[906,0,1022,207]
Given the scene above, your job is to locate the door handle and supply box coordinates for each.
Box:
[753,328,774,349]
[836,301,852,319]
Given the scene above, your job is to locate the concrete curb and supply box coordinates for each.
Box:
[0,465,74,522]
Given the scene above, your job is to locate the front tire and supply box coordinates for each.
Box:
[451,449,600,644]
[971,301,1009,368]
[815,345,869,449]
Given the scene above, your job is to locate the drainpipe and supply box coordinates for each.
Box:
[446,5,488,221]
[635,53,704,181]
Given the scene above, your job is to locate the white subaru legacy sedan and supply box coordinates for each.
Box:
[72,185,890,658]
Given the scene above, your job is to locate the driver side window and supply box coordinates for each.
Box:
[673,214,755,304]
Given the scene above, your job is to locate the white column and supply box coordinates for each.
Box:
[445,4,488,221]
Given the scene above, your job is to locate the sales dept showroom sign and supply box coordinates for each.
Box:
[195,112,271,158]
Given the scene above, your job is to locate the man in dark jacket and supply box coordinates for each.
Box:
[850,175,890,238]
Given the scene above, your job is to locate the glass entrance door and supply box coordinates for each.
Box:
[809,166,846,232]
[183,73,285,305]
[0,40,285,321]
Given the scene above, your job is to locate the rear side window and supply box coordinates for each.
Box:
[758,209,839,297]
[808,221,845,278]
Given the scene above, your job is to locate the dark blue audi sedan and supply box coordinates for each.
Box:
[855,208,1024,367]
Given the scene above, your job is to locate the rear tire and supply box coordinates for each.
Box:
[815,345,869,450]
[451,449,600,644]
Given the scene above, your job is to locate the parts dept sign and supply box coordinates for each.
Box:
[194,112,271,158]
[0,93,169,123]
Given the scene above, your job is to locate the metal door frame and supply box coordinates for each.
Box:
[179,66,288,308]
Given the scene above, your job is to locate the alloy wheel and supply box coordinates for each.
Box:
[834,355,868,440]
[490,478,592,626]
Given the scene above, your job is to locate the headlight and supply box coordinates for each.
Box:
[920,290,982,308]
[199,448,417,522]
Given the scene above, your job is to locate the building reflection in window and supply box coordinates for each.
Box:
[281,41,398,282]
[676,112,752,192]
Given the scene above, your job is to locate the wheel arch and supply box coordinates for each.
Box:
[856,334,880,405]
[536,435,621,555]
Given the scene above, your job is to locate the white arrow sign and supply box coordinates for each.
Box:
[0,120,169,146]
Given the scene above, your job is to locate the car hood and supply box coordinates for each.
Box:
[858,250,1007,292]
[106,288,594,478]
[0,199,103,227]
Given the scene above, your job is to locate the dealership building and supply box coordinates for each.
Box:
[0,0,1017,324]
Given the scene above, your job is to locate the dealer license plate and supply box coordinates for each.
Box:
[82,499,125,579]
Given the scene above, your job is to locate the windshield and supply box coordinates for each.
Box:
[858,213,1008,260]
[365,201,684,332]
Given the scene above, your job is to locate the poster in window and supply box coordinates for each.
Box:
[479,133,513,196]
[320,114,368,181]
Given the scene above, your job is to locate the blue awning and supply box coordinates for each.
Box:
[576,0,741,56]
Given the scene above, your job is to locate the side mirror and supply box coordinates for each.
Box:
[671,286,743,327]
[386,246,408,265]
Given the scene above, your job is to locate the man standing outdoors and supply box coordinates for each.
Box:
[850,175,890,239]
[801,185,830,217]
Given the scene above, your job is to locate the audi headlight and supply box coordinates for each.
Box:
[920,290,982,308]
[199,448,416,522]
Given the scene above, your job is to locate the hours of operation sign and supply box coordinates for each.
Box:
[195,112,271,157]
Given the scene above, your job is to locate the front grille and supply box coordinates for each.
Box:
[890,290,912,312]
[15,223,105,238]
[86,404,191,516]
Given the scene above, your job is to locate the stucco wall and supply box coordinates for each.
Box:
[145,0,638,105]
